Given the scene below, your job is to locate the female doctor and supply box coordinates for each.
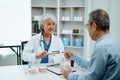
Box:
[22,14,64,64]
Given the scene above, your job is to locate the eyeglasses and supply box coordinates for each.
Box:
[84,23,90,29]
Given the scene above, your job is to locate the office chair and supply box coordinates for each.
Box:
[21,41,28,65]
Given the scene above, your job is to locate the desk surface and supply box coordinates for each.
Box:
[0,63,87,80]
[0,65,65,80]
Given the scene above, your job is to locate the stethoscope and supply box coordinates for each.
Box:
[39,32,51,51]
[39,32,60,55]
[39,32,45,51]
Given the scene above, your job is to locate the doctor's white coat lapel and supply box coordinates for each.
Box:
[48,35,58,52]
[48,34,64,52]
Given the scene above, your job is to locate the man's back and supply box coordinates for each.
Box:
[95,34,120,80]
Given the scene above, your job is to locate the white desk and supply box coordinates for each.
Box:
[0,63,87,80]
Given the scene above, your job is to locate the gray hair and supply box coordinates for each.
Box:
[89,9,110,31]
[38,14,57,30]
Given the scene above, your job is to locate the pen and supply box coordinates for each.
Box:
[48,51,60,55]
[47,63,60,67]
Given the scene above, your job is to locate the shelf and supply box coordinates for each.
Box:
[60,6,85,8]
[64,46,84,49]
[59,0,85,7]
[45,8,57,17]
[60,20,85,22]
[31,0,87,57]
[60,33,84,36]
[31,0,57,7]
[32,7,44,17]
[32,6,57,8]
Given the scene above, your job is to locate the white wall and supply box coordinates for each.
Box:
[0,0,31,46]
[109,0,120,44]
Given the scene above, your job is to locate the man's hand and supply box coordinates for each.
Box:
[63,51,73,60]
[61,65,72,79]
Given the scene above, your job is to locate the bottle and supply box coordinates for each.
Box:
[75,38,83,47]
[71,60,74,67]
[63,38,70,46]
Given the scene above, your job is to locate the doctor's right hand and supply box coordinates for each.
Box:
[35,51,48,59]
[63,51,73,60]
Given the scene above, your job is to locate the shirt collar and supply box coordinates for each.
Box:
[95,33,110,45]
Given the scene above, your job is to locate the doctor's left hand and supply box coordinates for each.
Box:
[35,51,48,59]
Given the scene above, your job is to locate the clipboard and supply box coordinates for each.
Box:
[46,65,76,75]
[46,66,62,75]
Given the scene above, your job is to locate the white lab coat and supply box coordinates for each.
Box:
[22,32,64,63]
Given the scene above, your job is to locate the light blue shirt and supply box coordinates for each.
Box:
[68,34,120,80]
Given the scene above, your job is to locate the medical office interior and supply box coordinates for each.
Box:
[0,0,120,79]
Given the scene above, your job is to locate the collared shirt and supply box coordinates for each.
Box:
[68,33,120,80]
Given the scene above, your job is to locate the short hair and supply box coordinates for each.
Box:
[38,14,57,31]
[89,9,110,31]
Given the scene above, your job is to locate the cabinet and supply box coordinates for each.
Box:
[31,0,87,58]
[31,0,58,35]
